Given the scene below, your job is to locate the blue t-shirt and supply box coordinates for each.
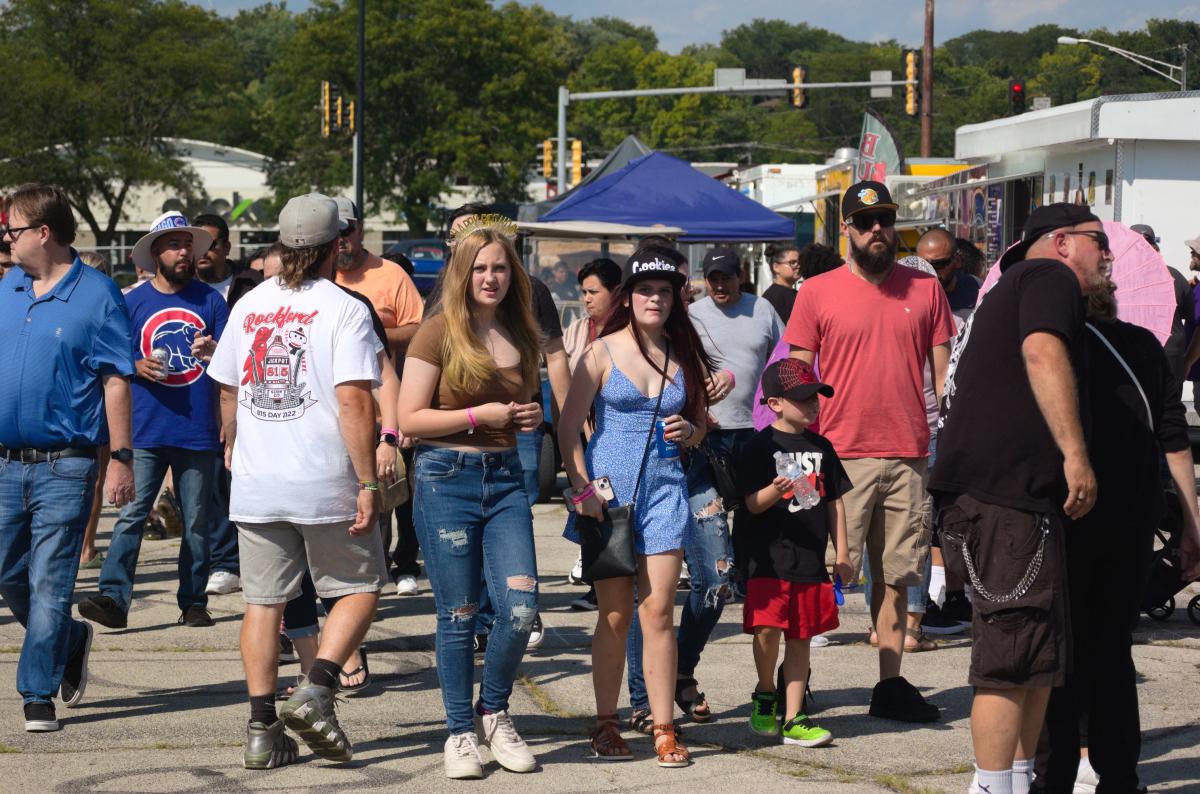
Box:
[126,279,229,451]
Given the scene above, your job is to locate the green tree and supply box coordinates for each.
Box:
[1027,45,1104,106]
[720,18,863,79]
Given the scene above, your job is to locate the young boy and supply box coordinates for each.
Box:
[737,358,852,746]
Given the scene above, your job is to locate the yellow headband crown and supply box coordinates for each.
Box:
[450,213,518,244]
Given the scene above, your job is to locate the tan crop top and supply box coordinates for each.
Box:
[406,314,530,448]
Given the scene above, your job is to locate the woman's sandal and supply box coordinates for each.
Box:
[590,714,634,761]
[339,646,371,696]
[674,676,712,723]
[630,709,683,737]
[905,627,937,653]
[652,724,690,768]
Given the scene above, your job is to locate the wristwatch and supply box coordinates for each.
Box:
[111,448,134,463]
[379,431,398,447]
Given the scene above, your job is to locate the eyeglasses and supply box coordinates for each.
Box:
[849,211,896,232]
[927,256,955,269]
[1048,229,1110,253]
[2,224,40,240]
[339,221,357,238]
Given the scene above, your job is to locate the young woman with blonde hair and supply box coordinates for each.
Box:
[397,220,544,780]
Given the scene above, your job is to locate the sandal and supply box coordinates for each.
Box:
[674,676,712,723]
[630,709,683,737]
[652,724,690,768]
[339,646,371,696]
[590,714,634,761]
[905,627,937,653]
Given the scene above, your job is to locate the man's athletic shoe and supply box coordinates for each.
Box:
[526,616,544,650]
[278,633,296,664]
[178,605,215,627]
[869,676,940,723]
[60,621,93,708]
[244,720,299,769]
[567,554,585,586]
[941,591,973,624]
[780,715,832,747]
[475,709,536,772]
[24,701,59,732]
[77,595,127,629]
[749,690,779,736]
[570,587,598,611]
[920,600,966,635]
[279,678,352,762]
[205,571,241,595]
[395,574,419,596]
[444,731,485,779]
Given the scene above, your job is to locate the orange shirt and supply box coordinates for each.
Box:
[334,253,424,331]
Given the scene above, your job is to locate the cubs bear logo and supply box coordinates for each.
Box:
[139,307,207,387]
[857,188,880,206]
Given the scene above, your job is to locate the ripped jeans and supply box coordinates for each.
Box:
[627,427,747,711]
[412,446,539,735]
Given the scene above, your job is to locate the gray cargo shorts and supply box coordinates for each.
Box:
[237,520,388,605]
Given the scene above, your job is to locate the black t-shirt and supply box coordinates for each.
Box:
[930,259,1087,513]
[761,283,797,324]
[735,426,852,583]
[1080,318,1188,530]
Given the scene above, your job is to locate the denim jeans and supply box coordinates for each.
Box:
[97,447,216,613]
[412,446,539,734]
[208,457,238,575]
[0,455,96,704]
[626,427,749,711]
[515,424,543,507]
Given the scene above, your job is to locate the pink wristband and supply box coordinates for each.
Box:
[571,484,596,505]
[466,407,478,433]
[380,427,398,437]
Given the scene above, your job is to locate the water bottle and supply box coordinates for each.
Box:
[655,420,679,459]
[774,451,820,510]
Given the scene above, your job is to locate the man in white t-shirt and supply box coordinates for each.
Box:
[208,193,385,770]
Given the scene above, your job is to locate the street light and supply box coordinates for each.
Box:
[1057,36,1188,90]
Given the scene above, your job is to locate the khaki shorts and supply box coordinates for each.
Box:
[237,520,388,605]
[840,457,931,587]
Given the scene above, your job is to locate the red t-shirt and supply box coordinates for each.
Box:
[784,264,955,459]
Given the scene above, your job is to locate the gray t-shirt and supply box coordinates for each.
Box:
[690,293,784,429]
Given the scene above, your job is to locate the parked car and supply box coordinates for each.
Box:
[384,238,448,296]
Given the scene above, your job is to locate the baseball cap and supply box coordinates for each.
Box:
[334,197,360,224]
[760,358,834,403]
[622,245,687,290]
[702,246,741,278]
[1129,224,1158,246]
[841,180,898,220]
[130,211,214,273]
[997,203,1101,271]
[1186,236,1200,256]
[278,193,340,249]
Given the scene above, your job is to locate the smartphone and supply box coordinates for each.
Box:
[593,476,615,502]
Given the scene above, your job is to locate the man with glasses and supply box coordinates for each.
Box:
[917,227,981,329]
[785,181,955,723]
[761,243,801,323]
[930,204,1109,794]
[0,183,136,732]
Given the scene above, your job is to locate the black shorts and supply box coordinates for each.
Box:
[937,493,1071,689]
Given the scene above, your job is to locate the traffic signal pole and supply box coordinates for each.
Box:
[354,0,365,213]
[921,0,934,157]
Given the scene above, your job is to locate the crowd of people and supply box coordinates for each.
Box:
[2,179,1200,792]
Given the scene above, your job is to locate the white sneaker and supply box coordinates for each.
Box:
[810,634,831,648]
[526,616,544,649]
[395,575,419,596]
[567,553,584,585]
[444,731,484,779]
[1073,756,1099,794]
[475,709,535,773]
[205,570,241,595]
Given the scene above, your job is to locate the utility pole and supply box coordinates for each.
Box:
[353,0,365,213]
[921,0,934,157]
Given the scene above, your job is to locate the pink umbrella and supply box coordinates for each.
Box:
[978,220,1176,345]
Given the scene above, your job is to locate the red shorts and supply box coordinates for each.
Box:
[742,579,839,641]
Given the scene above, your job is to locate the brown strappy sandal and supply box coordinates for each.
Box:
[590,714,634,761]
[652,723,690,768]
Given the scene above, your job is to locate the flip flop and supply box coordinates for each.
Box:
[339,646,371,696]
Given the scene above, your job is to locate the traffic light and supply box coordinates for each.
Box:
[542,139,553,179]
[904,50,919,116]
[1008,79,1026,116]
[346,100,355,135]
[334,94,344,133]
[790,65,808,109]
[571,139,583,185]
[321,80,331,138]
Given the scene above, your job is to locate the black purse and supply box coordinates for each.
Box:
[579,342,670,582]
[699,440,740,510]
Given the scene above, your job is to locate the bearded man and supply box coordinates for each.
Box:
[784,181,955,723]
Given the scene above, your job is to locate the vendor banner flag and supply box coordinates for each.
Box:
[856,108,905,182]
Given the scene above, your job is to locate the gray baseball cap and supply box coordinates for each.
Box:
[334,197,360,223]
[278,193,340,249]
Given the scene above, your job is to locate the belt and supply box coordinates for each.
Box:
[0,446,98,463]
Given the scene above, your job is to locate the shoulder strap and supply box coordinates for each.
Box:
[1085,322,1153,431]
[630,338,670,507]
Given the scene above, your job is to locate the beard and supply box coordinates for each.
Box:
[160,260,194,286]
[335,250,359,271]
[850,233,897,274]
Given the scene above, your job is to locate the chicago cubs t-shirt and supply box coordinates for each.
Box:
[126,279,229,451]
[208,276,382,525]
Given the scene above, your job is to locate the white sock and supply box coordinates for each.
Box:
[1012,759,1033,794]
[928,564,946,606]
[974,766,1013,794]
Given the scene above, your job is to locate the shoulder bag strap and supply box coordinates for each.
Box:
[1085,322,1153,431]
[630,338,671,508]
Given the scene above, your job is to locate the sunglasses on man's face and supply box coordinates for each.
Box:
[1052,229,1110,254]
[927,256,955,269]
[339,221,357,238]
[849,211,896,232]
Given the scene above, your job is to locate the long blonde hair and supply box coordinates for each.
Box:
[438,228,542,396]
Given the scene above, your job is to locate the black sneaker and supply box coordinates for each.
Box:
[920,600,966,635]
[60,621,93,708]
[77,595,127,629]
[24,701,59,732]
[570,587,598,611]
[869,676,940,722]
[942,591,973,624]
[279,632,297,664]
[178,605,215,627]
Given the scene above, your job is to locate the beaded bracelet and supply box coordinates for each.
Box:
[359,480,380,492]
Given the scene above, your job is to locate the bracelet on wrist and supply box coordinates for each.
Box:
[570,484,596,505]
[359,480,380,492]
[466,406,477,434]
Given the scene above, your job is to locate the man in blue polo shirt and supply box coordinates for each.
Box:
[0,184,136,733]
[77,212,228,632]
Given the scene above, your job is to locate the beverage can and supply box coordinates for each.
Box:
[655,420,679,459]
[150,347,170,380]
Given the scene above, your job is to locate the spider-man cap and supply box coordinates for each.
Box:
[760,358,834,403]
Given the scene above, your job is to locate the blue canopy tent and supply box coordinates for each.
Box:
[541,151,795,241]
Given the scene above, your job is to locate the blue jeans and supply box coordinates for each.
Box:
[0,455,96,704]
[97,447,216,613]
[412,446,539,734]
[208,457,238,575]
[627,427,748,711]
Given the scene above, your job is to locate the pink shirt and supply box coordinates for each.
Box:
[784,264,954,459]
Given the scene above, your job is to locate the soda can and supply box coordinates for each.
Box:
[654,420,679,459]
[150,347,170,380]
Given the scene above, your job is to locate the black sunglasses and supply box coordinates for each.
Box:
[927,255,955,269]
[339,221,357,238]
[2,224,40,239]
[849,211,896,232]
[1054,230,1110,253]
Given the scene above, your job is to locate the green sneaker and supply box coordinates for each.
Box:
[244,719,299,769]
[781,714,832,747]
[278,677,353,762]
[749,690,779,736]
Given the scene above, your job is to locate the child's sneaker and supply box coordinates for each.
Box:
[780,714,832,747]
[749,690,779,736]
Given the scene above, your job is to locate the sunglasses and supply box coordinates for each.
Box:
[339,221,357,238]
[1050,229,1110,253]
[849,211,896,232]
[927,256,955,269]
[2,224,40,239]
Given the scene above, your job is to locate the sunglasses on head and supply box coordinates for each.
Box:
[849,211,896,232]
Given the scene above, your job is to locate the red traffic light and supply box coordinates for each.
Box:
[1012,83,1024,92]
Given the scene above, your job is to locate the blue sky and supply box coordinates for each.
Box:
[210,1,1199,52]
